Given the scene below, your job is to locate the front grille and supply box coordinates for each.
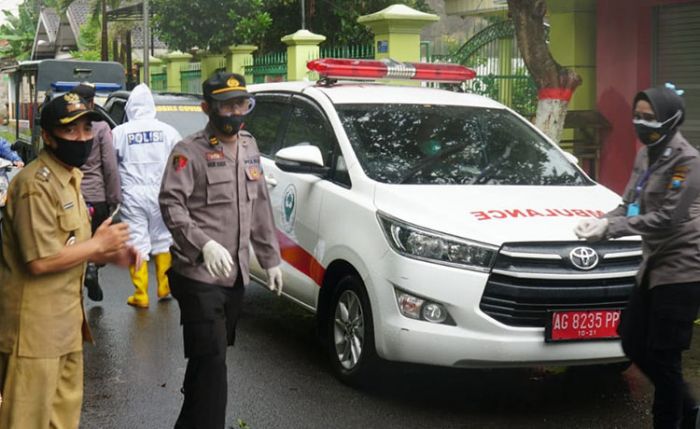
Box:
[479,241,642,328]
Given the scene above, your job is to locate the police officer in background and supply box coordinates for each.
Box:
[0,93,140,428]
[159,71,282,429]
[575,85,700,429]
[73,82,123,302]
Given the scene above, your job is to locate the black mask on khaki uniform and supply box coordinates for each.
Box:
[49,135,94,167]
[210,112,244,136]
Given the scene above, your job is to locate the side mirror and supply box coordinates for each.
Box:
[275,144,329,176]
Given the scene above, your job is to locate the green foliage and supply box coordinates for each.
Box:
[260,0,431,52]
[151,0,272,54]
[0,0,40,60]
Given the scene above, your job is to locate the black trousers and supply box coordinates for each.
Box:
[169,270,245,429]
[619,280,700,429]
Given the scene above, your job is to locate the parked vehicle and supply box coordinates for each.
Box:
[0,59,125,158]
[103,91,206,137]
[240,59,640,385]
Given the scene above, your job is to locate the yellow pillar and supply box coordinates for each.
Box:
[358,4,439,63]
[164,51,193,93]
[227,44,257,81]
[548,0,596,111]
[200,53,226,82]
[281,29,326,81]
[547,0,597,147]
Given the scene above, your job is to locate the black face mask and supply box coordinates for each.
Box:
[210,113,244,136]
[633,110,682,147]
[48,135,93,168]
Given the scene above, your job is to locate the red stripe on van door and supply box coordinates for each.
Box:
[276,230,325,286]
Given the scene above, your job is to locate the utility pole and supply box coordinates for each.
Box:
[143,0,149,85]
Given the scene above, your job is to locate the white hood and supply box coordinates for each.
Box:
[125,83,156,121]
[374,184,623,245]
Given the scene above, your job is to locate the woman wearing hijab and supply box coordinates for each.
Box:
[575,85,700,429]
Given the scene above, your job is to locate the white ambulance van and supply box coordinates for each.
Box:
[245,59,640,385]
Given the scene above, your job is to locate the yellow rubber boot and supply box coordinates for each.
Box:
[127,262,149,308]
[155,252,172,300]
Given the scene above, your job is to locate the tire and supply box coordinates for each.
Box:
[326,274,379,386]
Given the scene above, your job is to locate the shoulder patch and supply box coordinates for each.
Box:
[172,154,188,172]
[35,166,51,182]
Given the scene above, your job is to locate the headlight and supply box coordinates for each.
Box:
[377,212,498,272]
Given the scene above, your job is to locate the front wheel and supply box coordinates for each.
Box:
[326,275,379,386]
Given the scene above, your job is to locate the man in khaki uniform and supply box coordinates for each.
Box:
[576,86,700,428]
[0,93,140,428]
[159,71,282,429]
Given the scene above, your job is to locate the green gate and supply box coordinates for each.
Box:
[150,67,167,92]
[244,52,287,84]
[180,63,202,94]
[448,20,538,117]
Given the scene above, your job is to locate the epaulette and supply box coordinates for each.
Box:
[238,130,253,137]
[35,166,51,182]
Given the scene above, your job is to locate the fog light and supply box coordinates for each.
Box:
[422,302,447,324]
[396,292,424,320]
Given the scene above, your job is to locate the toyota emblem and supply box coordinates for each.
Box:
[569,246,599,270]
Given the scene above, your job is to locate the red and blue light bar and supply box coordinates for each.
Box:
[307,58,476,83]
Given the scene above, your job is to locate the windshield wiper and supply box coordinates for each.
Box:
[470,146,512,185]
[397,141,471,184]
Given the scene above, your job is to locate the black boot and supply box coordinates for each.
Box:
[85,263,103,301]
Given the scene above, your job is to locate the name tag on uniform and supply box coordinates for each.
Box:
[627,203,640,217]
[244,156,262,181]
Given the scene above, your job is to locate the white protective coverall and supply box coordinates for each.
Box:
[112,84,182,307]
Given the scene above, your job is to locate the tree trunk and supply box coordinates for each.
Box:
[100,0,108,61]
[507,0,582,143]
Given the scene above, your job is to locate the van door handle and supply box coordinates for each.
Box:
[265,175,278,187]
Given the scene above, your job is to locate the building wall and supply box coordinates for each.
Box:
[596,0,696,193]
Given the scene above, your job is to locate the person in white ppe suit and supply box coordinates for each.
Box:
[112,84,182,308]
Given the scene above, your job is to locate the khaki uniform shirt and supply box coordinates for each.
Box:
[0,150,93,357]
[159,124,281,286]
[605,133,700,288]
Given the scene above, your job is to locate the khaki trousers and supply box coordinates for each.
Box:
[0,350,83,429]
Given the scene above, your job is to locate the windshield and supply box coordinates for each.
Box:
[337,104,591,186]
[155,105,207,138]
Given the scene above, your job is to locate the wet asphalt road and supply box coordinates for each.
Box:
[80,263,700,429]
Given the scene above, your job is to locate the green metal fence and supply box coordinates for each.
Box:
[319,44,374,60]
[150,67,167,92]
[180,62,202,94]
[244,51,287,84]
[437,19,538,117]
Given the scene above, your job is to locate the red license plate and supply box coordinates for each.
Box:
[545,309,621,342]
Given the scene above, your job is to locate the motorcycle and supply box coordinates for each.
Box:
[0,157,15,209]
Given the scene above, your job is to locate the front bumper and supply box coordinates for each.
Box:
[368,252,626,368]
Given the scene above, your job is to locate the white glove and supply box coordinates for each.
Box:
[266,265,283,296]
[575,218,609,241]
[202,240,233,279]
[574,219,596,238]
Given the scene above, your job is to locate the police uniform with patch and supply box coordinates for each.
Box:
[0,94,95,428]
[603,86,700,428]
[159,72,280,429]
